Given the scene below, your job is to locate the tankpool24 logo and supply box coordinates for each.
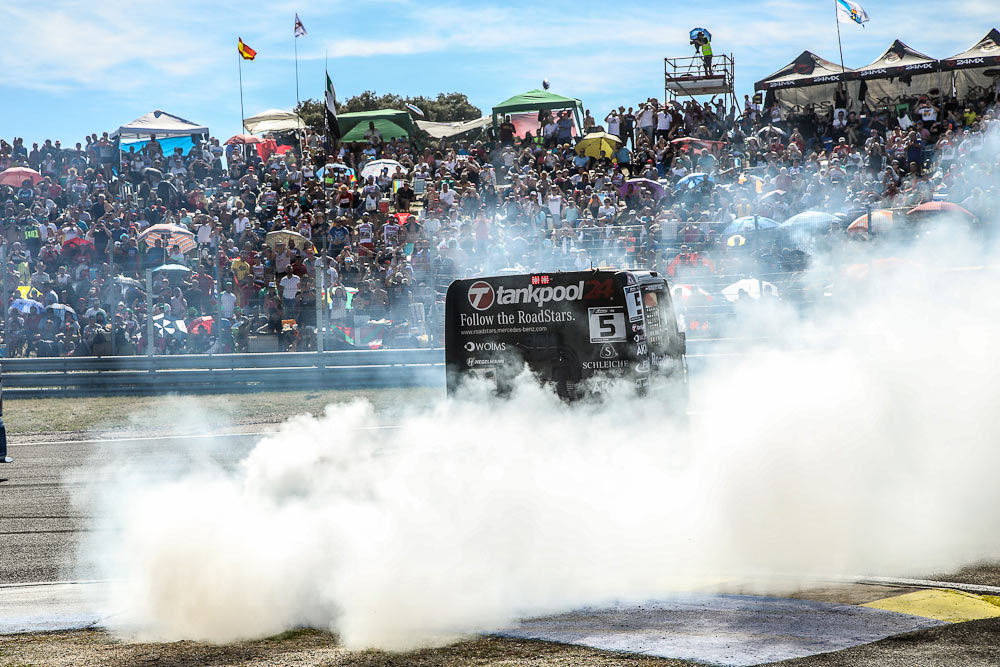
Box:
[467,281,496,311]
[469,280,585,310]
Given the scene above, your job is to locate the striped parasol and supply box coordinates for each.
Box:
[138,224,197,253]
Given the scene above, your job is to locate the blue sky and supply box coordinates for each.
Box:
[1,0,996,145]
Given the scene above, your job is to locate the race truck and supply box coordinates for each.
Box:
[445,269,687,401]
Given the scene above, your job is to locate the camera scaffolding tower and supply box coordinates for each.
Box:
[664,54,735,109]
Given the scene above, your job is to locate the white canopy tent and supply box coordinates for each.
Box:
[415,116,491,139]
[112,109,209,140]
[243,109,306,134]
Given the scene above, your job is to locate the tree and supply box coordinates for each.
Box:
[335,91,482,122]
[294,91,482,138]
[407,93,481,122]
[293,99,326,137]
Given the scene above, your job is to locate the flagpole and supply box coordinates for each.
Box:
[834,0,847,73]
[294,30,301,108]
[237,48,246,133]
[324,51,329,148]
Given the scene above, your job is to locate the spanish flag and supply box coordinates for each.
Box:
[237,38,256,61]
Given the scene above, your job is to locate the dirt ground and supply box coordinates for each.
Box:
[4,618,1000,667]
[5,388,436,440]
[0,630,680,667]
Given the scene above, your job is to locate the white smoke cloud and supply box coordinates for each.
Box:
[74,125,1000,649]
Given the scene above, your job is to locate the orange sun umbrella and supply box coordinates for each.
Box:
[0,166,43,187]
[225,134,262,145]
[906,201,976,220]
[846,210,896,235]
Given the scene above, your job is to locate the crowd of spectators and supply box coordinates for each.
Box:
[1,83,997,357]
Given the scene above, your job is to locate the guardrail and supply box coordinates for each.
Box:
[0,349,446,398]
[0,340,736,398]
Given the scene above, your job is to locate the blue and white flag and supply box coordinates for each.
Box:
[837,0,869,26]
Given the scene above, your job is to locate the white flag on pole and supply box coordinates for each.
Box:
[836,0,869,26]
[294,13,307,37]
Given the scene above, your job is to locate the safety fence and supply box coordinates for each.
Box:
[0,339,738,398]
[0,348,444,398]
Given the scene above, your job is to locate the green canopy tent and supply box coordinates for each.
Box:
[337,109,415,143]
[491,89,584,135]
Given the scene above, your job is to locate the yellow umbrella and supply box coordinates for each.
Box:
[575,132,622,159]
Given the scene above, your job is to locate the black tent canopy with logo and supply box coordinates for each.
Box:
[848,40,946,107]
[941,29,1000,100]
[754,28,1000,115]
[754,52,857,116]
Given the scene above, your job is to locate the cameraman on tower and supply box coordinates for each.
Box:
[691,30,713,75]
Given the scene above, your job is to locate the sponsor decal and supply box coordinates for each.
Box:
[468,281,495,311]
[904,62,934,71]
[496,281,585,307]
[600,344,617,359]
[464,341,506,352]
[792,53,816,75]
[582,360,629,370]
[467,358,504,367]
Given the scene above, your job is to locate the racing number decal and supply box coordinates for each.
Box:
[625,286,643,322]
[583,278,614,300]
[589,307,626,343]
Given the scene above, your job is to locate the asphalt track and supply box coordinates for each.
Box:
[0,433,259,585]
[3,432,1000,666]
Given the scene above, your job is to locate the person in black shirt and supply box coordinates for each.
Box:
[395,182,415,211]
[621,107,636,149]
[498,115,516,146]
[92,218,111,255]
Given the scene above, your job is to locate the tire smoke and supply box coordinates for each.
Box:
[76,228,1000,649]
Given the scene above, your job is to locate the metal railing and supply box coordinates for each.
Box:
[0,340,732,398]
[0,348,444,397]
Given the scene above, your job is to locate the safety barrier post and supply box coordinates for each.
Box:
[145,269,154,357]
[316,260,325,353]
